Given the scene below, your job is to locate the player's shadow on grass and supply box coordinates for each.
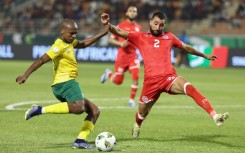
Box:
[119,134,244,148]
[169,134,238,148]
[42,143,72,149]
[43,142,126,152]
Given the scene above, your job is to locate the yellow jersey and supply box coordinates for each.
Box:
[46,38,78,85]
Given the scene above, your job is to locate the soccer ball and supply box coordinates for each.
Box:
[95,132,116,152]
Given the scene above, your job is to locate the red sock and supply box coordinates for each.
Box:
[130,85,138,100]
[108,72,112,79]
[185,83,216,118]
[135,112,144,126]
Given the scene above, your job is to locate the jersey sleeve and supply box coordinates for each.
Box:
[46,41,66,59]
[128,31,139,45]
[72,39,78,47]
[171,33,183,49]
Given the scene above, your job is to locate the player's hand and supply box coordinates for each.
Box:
[101,13,110,25]
[205,54,218,61]
[16,75,27,84]
[120,41,128,48]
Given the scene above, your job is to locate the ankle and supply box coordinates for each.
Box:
[74,138,86,143]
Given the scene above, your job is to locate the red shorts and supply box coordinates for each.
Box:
[114,58,140,79]
[139,74,179,103]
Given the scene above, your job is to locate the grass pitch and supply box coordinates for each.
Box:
[0,60,245,153]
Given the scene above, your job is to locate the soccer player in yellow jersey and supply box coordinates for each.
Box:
[16,19,110,149]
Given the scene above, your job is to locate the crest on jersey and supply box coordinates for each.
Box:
[142,96,149,103]
[162,35,169,39]
[52,46,59,53]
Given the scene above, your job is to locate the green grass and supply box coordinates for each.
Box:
[0,60,245,153]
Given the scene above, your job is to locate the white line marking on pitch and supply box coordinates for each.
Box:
[4,98,129,110]
[3,97,245,111]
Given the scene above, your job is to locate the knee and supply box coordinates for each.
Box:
[92,106,100,118]
[70,103,85,114]
[113,77,123,85]
[138,111,148,118]
[84,99,100,118]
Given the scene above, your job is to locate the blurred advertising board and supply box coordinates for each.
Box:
[0,44,245,68]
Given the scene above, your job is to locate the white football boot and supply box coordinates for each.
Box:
[213,112,229,126]
[132,123,141,139]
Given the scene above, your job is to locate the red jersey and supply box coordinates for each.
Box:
[128,31,183,78]
[111,19,141,63]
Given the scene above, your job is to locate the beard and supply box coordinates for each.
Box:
[150,27,162,36]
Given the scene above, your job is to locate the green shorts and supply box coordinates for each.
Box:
[51,79,84,103]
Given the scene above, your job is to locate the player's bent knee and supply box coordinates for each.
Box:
[68,102,85,114]
[113,79,123,85]
[92,106,100,118]
[138,111,148,118]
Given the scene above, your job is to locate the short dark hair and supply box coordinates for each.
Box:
[151,11,167,21]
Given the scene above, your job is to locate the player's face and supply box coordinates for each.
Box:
[61,23,78,43]
[126,7,137,21]
[149,16,166,36]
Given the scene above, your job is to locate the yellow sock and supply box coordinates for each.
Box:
[77,120,94,140]
[43,102,69,114]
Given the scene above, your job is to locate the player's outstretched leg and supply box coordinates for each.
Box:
[25,105,42,120]
[213,112,229,126]
[100,68,111,84]
[132,122,141,139]
[72,139,94,149]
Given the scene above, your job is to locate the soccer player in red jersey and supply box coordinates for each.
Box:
[100,6,142,107]
[101,11,229,138]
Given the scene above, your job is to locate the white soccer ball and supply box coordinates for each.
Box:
[95,132,116,152]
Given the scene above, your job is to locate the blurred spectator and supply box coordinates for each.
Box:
[0,31,4,43]
[236,0,245,18]
[224,0,241,28]
[0,0,244,42]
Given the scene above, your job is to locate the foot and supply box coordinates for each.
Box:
[25,105,42,120]
[128,99,137,107]
[213,112,229,126]
[72,139,94,149]
[132,123,141,139]
[100,68,111,84]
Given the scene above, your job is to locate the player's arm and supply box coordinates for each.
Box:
[109,36,128,48]
[181,43,217,60]
[75,25,110,48]
[101,13,128,40]
[16,54,51,84]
